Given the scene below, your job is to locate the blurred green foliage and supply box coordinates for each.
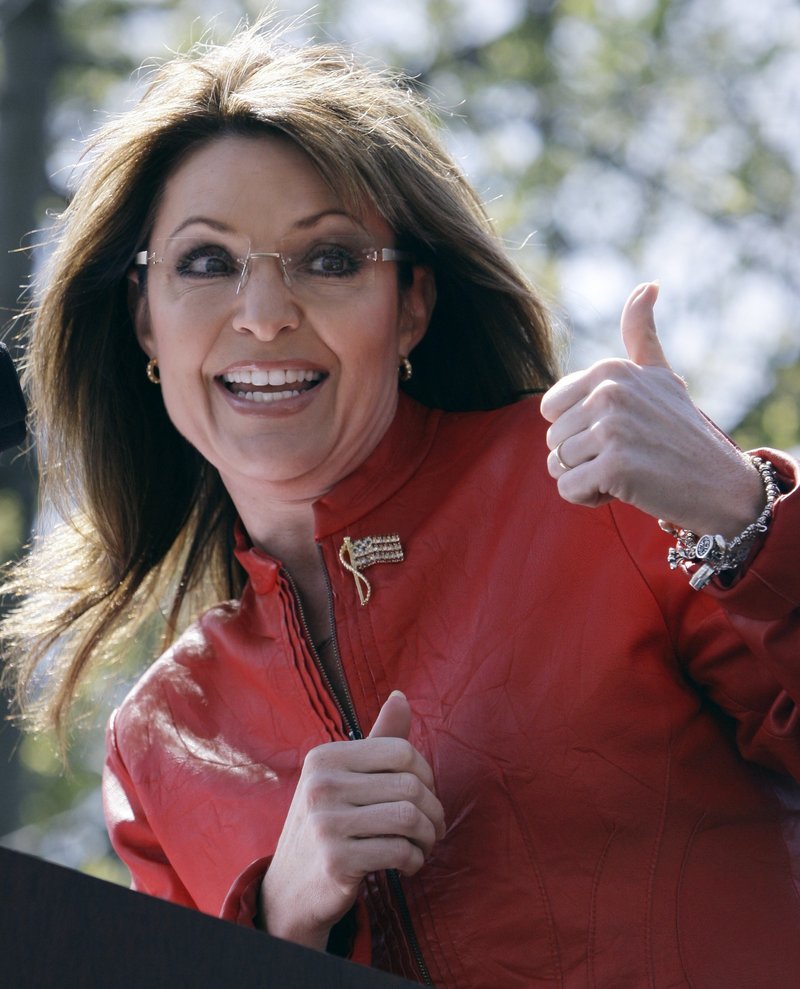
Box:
[733,363,800,453]
[19,733,96,821]
[0,489,26,564]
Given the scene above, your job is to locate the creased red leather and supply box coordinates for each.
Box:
[103,394,800,988]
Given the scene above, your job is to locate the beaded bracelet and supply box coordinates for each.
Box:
[658,456,780,590]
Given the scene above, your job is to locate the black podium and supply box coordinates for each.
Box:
[1,847,420,988]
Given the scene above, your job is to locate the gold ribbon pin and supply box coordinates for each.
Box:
[338,534,404,606]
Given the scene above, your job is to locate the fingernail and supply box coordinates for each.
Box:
[635,281,659,302]
[389,689,406,700]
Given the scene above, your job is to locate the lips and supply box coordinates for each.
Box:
[220,367,325,403]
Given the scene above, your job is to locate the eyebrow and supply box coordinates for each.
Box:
[167,209,359,240]
[168,217,232,238]
[295,209,357,230]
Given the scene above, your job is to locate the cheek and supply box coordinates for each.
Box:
[159,379,198,438]
[332,298,402,370]
[151,328,213,436]
[148,301,215,366]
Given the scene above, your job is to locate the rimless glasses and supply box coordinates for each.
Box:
[134,231,414,306]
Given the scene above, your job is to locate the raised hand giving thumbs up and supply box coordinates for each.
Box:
[540,283,765,537]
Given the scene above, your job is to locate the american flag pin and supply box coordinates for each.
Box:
[338,534,404,606]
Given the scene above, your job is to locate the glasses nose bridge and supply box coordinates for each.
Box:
[237,249,290,294]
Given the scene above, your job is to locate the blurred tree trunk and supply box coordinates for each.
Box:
[0,0,59,836]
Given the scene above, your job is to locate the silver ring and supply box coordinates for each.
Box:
[555,441,573,471]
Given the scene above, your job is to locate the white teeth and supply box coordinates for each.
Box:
[222,368,321,385]
[240,389,302,403]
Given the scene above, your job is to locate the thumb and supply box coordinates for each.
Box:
[620,281,670,368]
[368,690,412,740]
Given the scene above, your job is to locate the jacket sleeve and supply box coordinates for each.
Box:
[696,448,800,775]
[704,448,800,622]
[102,710,199,911]
[103,711,373,961]
[104,711,273,926]
[612,448,800,779]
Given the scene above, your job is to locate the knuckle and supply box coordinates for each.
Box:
[587,378,623,413]
[303,742,338,772]
[584,358,621,384]
[384,737,415,770]
[303,747,324,772]
[397,772,423,802]
[556,474,582,503]
[304,768,339,808]
[394,800,419,830]
[606,357,635,378]
[594,421,633,467]
[319,840,346,876]
[394,840,424,875]
[397,740,419,771]
[315,807,348,844]
[590,416,619,447]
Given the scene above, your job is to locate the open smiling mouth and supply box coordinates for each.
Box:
[220,368,325,404]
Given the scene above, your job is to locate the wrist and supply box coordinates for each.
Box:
[258,873,331,951]
[679,453,766,539]
[660,455,779,590]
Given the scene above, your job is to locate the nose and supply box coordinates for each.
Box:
[230,254,300,340]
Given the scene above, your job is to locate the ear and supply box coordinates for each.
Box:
[128,268,156,357]
[399,265,436,354]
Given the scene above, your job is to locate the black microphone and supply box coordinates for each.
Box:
[0,342,26,452]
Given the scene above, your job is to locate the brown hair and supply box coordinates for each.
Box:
[1,19,559,743]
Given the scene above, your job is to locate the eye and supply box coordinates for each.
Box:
[174,244,241,278]
[301,242,365,278]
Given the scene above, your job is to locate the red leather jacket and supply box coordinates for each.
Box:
[104,395,800,988]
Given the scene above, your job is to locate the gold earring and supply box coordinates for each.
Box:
[399,356,412,382]
[146,357,161,385]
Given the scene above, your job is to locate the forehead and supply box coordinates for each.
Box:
[151,133,392,242]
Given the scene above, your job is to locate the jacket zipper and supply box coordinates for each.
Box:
[386,869,435,987]
[318,547,364,740]
[282,566,362,739]
[283,552,435,987]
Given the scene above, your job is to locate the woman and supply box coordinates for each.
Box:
[3,21,800,989]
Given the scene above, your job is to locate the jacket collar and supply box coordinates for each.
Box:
[313,392,441,538]
[234,393,441,588]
